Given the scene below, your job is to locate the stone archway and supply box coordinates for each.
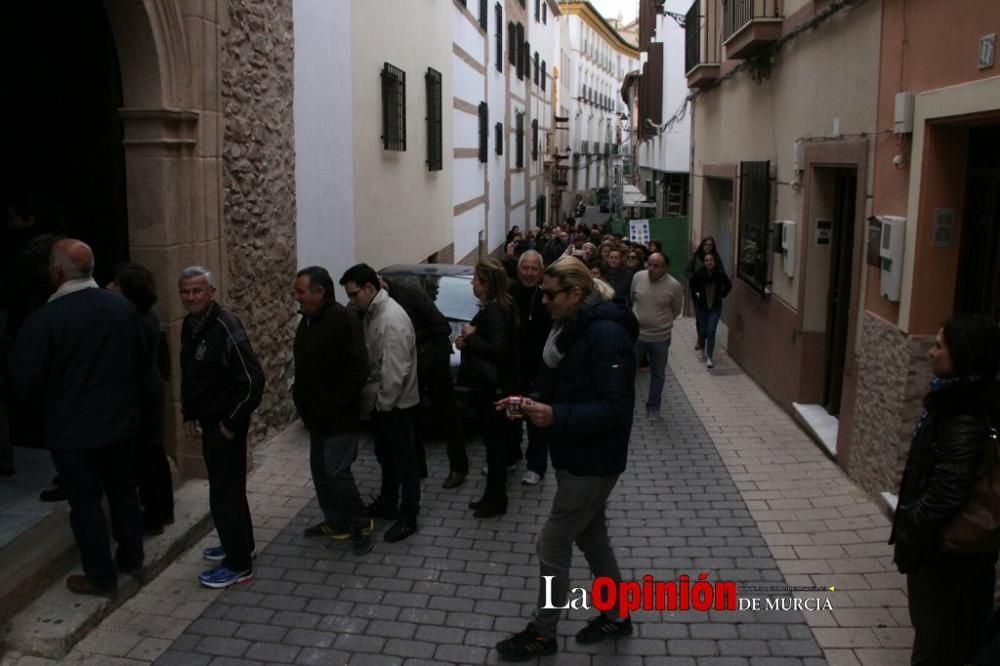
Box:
[103,0,226,478]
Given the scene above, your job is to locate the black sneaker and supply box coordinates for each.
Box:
[351,529,374,556]
[383,520,417,543]
[495,623,558,661]
[328,519,374,541]
[366,496,399,520]
[574,614,632,644]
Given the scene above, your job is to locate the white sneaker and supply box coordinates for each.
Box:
[522,471,541,486]
[698,350,706,361]
[706,357,714,369]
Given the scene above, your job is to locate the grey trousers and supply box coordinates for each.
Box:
[532,470,623,636]
[309,431,369,530]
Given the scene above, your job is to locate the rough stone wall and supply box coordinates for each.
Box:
[848,312,934,496]
[220,0,297,441]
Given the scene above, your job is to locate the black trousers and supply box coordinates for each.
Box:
[137,437,174,529]
[509,419,548,476]
[309,431,368,530]
[372,408,421,523]
[474,391,508,503]
[51,438,144,587]
[413,357,468,474]
[907,550,998,665]
[202,425,255,572]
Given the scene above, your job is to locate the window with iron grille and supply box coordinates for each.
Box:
[737,160,772,296]
[479,0,488,31]
[542,2,547,23]
[495,122,503,155]
[424,68,442,169]
[536,195,546,226]
[495,4,503,71]
[531,119,538,161]
[541,60,546,91]
[534,0,540,21]
[515,111,524,168]
[508,22,516,67]
[381,63,406,151]
[533,52,539,85]
[478,102,488,163]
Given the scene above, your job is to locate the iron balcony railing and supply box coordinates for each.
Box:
[581,140,589,154]
[723,0,781,42]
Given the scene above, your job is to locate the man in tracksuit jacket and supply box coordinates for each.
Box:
[178,266,265,588]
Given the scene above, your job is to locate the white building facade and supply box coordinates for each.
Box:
[635,0,691,218]
[557,2,639,199]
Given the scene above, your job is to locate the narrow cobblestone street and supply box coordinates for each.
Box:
[3,319,910,665]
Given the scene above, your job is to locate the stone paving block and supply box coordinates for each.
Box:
[244,641,300,663]
[193,635,250,657]
[234,622,287,643]
[293,647,352,665]
[382,638,437,659]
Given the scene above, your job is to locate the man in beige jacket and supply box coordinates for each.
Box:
[340,263,421,542]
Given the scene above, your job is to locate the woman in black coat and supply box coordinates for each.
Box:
[688,253,731,369]
[456,258,519,518]
[685,237,724,352]
[889,315,1000,665]
[109,263,173,535]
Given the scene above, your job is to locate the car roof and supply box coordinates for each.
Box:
[380,263,474,278]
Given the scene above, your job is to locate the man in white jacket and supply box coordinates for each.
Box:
[340,263,421,542]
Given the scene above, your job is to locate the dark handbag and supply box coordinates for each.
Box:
[940,420,1000,552]
[458,349,498,388]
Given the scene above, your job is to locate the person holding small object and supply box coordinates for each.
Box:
[494,256,638,661]
[456,258,518,519]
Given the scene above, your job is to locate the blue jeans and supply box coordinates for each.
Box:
[696,306,722,359]
[634,338,670,411]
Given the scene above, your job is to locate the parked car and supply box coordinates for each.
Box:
[379,263,478,421]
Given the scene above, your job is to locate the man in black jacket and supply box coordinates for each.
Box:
[508,250,552,485]
[496,256,638,661]
[382,275,468,489]
[8,239,146,596]
[293,266,372,556]
[178,265,265,589]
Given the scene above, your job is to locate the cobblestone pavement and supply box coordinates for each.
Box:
[3,318,911,665]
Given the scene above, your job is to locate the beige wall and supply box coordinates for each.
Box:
[692,0,880,312]
[351,0,454,270]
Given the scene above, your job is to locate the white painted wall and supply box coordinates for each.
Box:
[637,5,690,175]
[293,0,356,285]
[352,0,454,270]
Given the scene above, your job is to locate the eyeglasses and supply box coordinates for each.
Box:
[539,288,567,299]
[345,289,362,300]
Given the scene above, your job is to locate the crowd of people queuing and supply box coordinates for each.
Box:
[6,204,996,663]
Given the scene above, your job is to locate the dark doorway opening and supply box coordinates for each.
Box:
[1,1,128,290]
[955,125,1000,320]
[823,169,857,416]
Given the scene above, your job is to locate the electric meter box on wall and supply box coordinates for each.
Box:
[878,215,906,302]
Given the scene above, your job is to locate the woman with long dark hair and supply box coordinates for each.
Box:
[456,258,519,518]
[109,263,173,535]
[689,253,731,369]
[890,315,1000,665]
[685,237,724,352]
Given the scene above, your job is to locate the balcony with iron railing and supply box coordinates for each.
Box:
[722,0,783,60]
[684,0,721,88]
[580,139,589,155]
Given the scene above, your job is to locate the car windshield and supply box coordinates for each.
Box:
[383,272,478,322]
[427,276,478,321]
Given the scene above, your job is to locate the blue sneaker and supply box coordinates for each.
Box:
[202,545,256,562]
[198,565,254,589]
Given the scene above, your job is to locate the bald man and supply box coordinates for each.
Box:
[8,239,147,596]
